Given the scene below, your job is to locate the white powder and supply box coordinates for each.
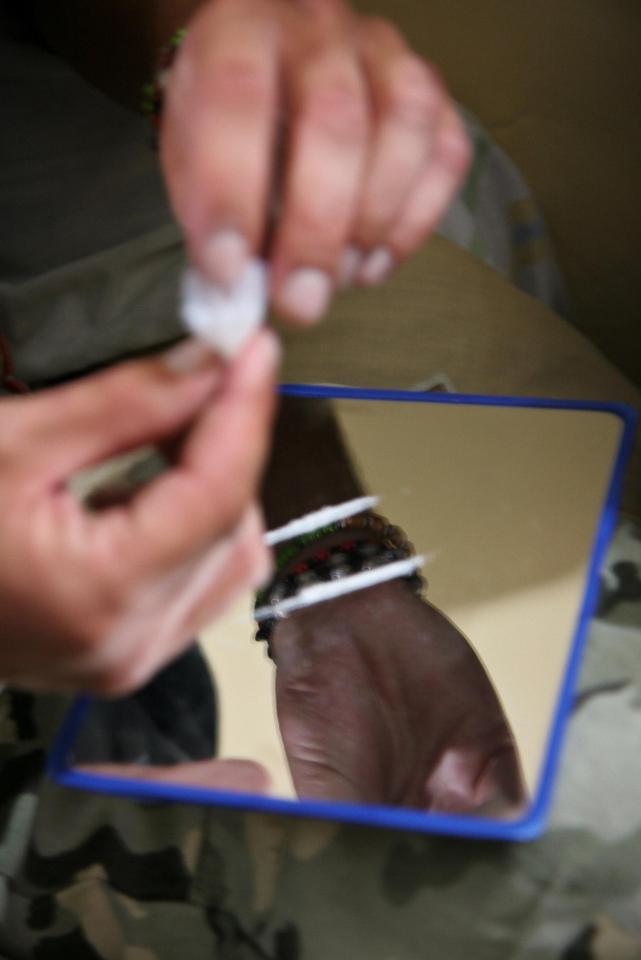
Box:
[254,555,427,620]
[265,496,380,546]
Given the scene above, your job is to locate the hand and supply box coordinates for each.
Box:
[160,0,470,323]
[0,332,278,696]
[76,759,271,794]
[271,580,526,815]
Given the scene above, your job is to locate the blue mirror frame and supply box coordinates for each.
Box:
[48,387,637,842]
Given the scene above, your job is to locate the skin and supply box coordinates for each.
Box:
[271,582,527,815]
[0,333,278,696]
[26,0,470,322]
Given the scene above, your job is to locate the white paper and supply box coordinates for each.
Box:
[180,260,267,359]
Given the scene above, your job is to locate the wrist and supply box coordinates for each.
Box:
[262,398,364,529]
[255,512,426,653]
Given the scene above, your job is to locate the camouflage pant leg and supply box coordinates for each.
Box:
[1,521,640,960]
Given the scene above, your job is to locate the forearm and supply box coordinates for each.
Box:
[24,0,205,108]
[261,397,364,529]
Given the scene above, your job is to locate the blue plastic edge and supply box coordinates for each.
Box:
[48,386,638,843]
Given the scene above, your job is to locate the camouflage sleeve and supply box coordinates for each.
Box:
[1,521,640,960]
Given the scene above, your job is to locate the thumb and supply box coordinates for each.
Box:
[19,340,223,483]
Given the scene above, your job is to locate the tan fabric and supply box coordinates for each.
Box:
[280,236,641,517]
[352,0,641,388]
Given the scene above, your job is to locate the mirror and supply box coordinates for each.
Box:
[56,389,627,836]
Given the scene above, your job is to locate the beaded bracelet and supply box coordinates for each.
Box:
[255,513,426,654]
[141,27,187,131]
[273,511,413,572]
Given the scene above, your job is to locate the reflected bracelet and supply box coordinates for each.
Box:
[255,511,427,652]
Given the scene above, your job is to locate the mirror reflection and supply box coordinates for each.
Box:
[69,393,622,822]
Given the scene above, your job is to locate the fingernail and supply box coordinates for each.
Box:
[162,338,216,375]
[338,246,364,289]
[279,268,332,324]
[358,247,394,286]
[202,229,249,287]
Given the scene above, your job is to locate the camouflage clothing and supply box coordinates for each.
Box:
[1,521,640,959]
[2,13,641,958]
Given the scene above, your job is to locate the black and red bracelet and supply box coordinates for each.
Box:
[255,513,427,653]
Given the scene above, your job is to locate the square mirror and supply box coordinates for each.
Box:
[49,387,635,840]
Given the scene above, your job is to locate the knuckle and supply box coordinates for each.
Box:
[385,56,441,129]
[288,195,345,246]
[362,15,403,46]
[303,72,368,143]
[96,368,138,420]
[205,57,274,110]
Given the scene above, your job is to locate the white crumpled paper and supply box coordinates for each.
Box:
[180,259,268,359]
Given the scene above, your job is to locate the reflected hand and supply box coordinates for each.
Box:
[271,579,526,815]
[77,759,271,794]
[161,0,470,323]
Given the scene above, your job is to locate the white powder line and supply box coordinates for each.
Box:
[264,495,380,547]
[254,554,427,621]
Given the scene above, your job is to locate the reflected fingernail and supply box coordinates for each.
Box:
[202,229,249,287]
[162,338,216,375]
[279,268,332,324]
[338,246,364,289]
[358,246,394,286]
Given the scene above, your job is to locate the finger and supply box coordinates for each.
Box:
[123,329,279,573]
[269,3,370,325]
[423,743,526,816]
[386,103,471,263]
[179,503,271,636]
[68,505,270,696]
[77,759,271,794]
[349,19,445,282]
[160,0,280,286]
[136,503,269,662]
[16,340,222,486]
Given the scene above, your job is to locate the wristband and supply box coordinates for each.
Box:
[141,27,187,131]
[255,513,426,655]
